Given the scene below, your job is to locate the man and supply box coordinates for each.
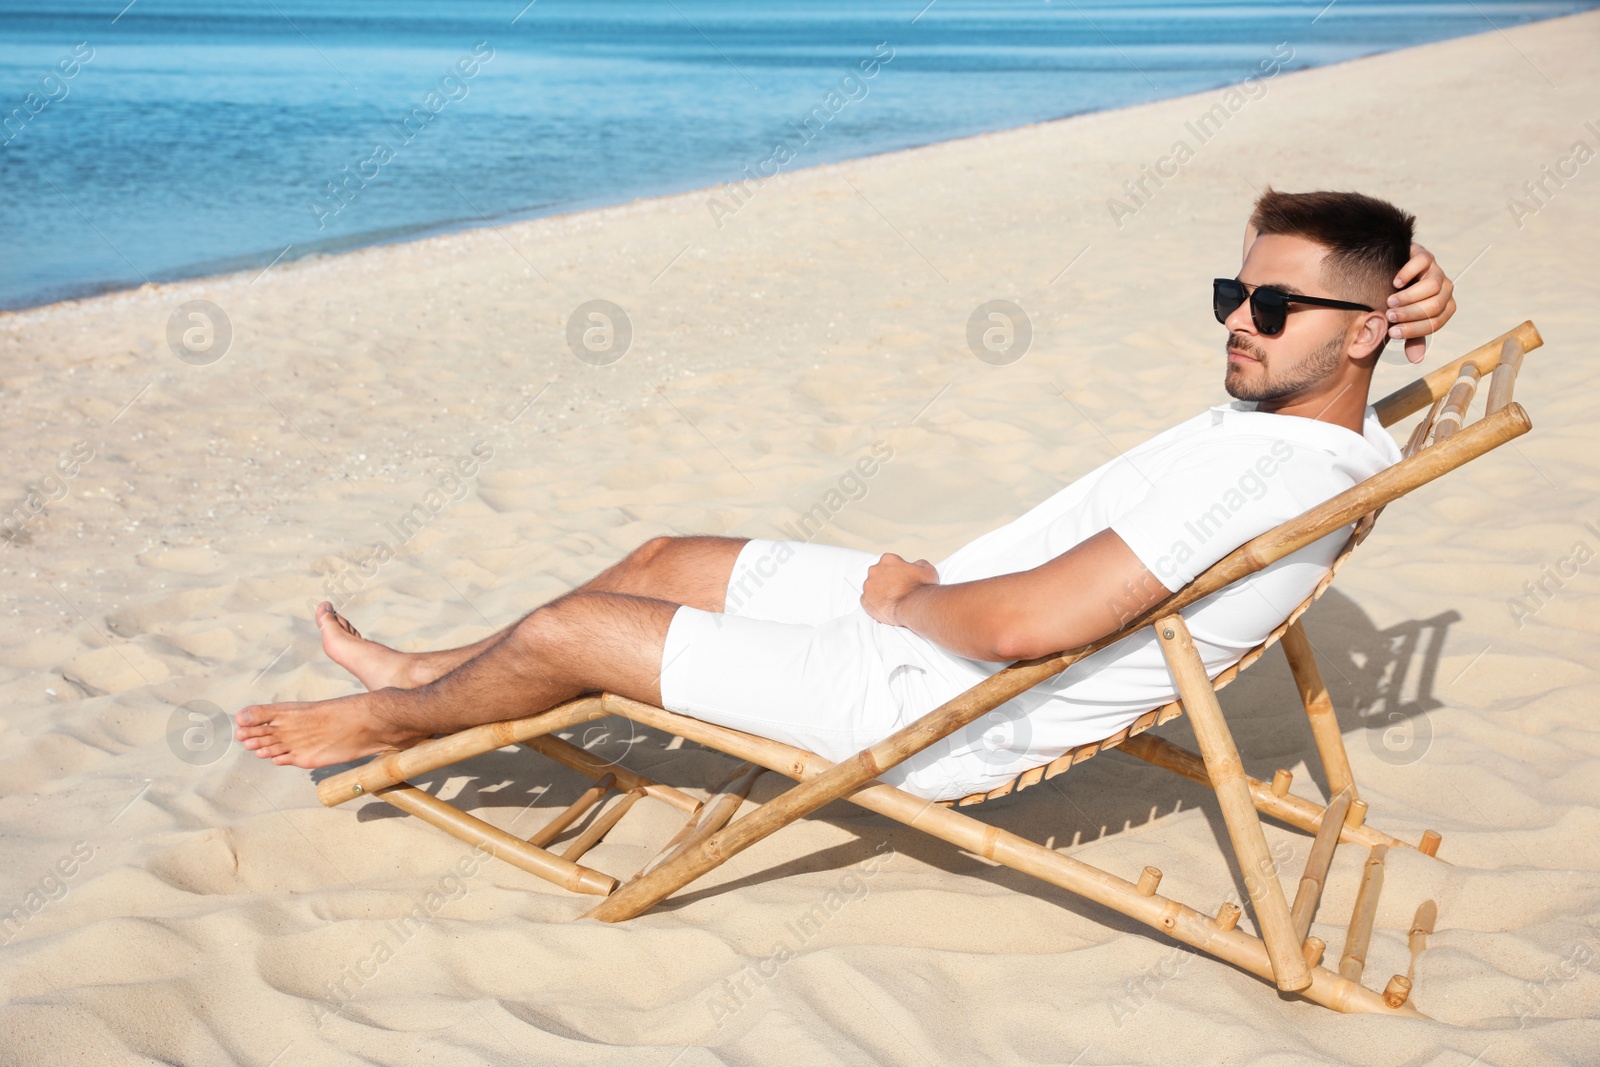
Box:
[237,189,1456,802]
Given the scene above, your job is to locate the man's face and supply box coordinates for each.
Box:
[1222,233,1365,403]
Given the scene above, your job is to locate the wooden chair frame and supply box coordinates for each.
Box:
[315,322,1541,1018]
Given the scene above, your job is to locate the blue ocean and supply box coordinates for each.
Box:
[1,0,1592,310]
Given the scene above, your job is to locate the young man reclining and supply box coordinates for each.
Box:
[236,188,1456,802]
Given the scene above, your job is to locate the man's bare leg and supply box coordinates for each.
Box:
[317,535,747,691]
[238,590,680,768]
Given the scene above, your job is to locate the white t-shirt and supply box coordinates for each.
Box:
[872,402,1403,801]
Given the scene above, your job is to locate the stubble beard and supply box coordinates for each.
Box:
[1224,328,1347,403]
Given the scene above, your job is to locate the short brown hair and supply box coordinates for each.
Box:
[1249,188,1415,309]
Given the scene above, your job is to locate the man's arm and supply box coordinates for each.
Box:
[859,529,1170,662]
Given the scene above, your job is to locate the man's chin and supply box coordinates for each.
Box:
[1223,365,1263,402]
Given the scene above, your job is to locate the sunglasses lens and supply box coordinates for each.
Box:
[1251,287,1288,335]
[1212,279,1245,325]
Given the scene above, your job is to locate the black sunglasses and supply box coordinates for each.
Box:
[1213,278,1373,336]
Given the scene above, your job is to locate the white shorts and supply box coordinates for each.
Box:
[658,540,902,768]
[658,539,1073,802]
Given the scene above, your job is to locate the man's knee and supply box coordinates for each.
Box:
[512,603,574,658]
[610,535,744,609]
[620,535,691,584]
[633,535,676,567]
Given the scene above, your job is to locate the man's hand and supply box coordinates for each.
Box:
[858,531,1166,662]
[861,552,939,627]
[1388,242,1457,364]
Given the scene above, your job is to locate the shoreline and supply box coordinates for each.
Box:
[6,103,1096,316]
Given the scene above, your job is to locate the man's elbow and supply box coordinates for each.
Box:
[989,622,1111,662]
[988,630,1058,663]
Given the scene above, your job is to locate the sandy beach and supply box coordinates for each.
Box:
[4,9,1600,1064]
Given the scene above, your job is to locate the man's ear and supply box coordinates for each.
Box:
[1349,310,1389,363]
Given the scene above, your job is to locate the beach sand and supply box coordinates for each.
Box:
[3,10,1600,1065]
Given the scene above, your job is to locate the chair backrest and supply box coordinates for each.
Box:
[941,323,1541,807]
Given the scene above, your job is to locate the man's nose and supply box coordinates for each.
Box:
[1224,297,1256,337]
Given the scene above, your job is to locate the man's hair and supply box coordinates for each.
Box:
[1249,188,1415,310]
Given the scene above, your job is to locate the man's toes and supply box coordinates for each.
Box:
[236,710,276,735]
[236,706,270,728]
[317,603,363,643]
[256,742,290,760]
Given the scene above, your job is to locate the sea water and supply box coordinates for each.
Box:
[0,0,1591,309]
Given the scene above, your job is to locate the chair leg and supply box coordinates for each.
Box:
[1281,620,1359,802]
[1290,788,1353,941]
[1338,844,1388,982]
[627,763,763,882]
[1157,614,1313,993]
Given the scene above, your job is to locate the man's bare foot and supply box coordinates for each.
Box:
[235,691,421,768]
[317,602,414,691]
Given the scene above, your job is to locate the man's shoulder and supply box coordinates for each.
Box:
[1180,403,1400,469]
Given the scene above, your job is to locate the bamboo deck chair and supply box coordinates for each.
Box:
[315,323,1540,1017]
